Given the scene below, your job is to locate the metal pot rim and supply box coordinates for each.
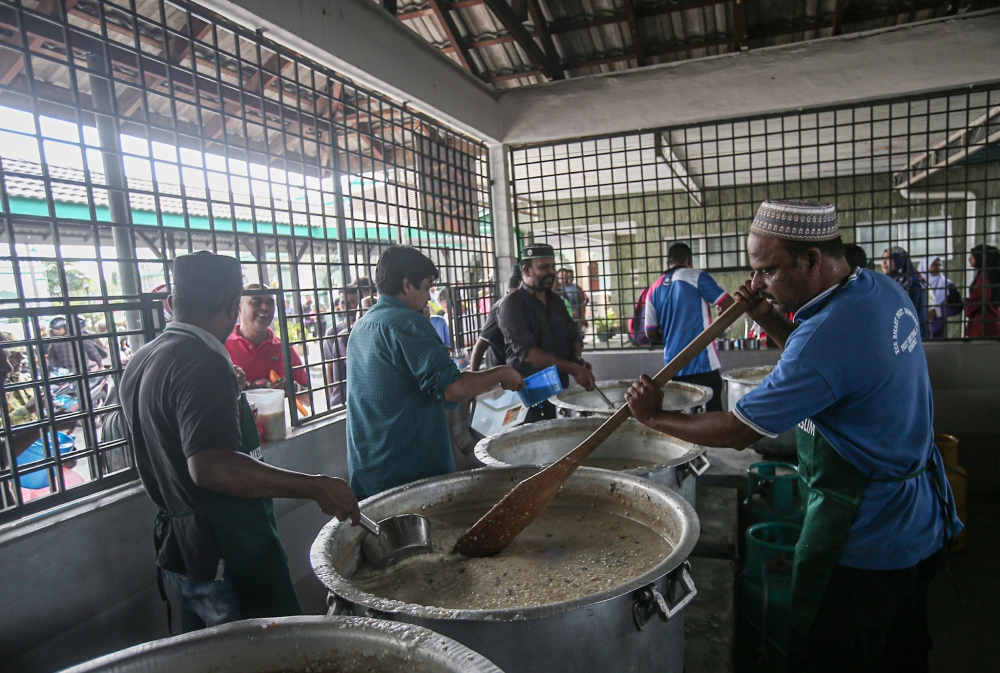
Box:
[720,365,776,386]
[59,616,503,673]
[551,379,712,414]
[311,467,699,623]
[473,417,707,474]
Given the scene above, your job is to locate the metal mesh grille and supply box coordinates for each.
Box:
[510,84,1000,348]
[0,0,492,521]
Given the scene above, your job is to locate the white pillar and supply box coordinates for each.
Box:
[489,143,517,296]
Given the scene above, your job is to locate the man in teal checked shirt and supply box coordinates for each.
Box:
[346,246,524,498]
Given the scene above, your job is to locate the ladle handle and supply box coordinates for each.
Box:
[359,513,380,536]
[594,385,616,409]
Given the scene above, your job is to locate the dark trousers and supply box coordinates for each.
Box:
[788,551,940,673]
[675,370,724,412]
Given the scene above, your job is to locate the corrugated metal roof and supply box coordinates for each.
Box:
[384,0,1000,89]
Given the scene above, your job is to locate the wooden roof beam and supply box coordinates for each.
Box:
[427,0,479,76]
[486,69,541,83]
[621,0,645,67]
[753,0,947,41]
[481,0,563,80]
[732,0,748,50]
[548,0,730,35]
[526,0,562,73]
[548,14,623,35]
[646,36,731,58]
[564,37,731,70]
[832,0,847,36]
[397,7,435,20]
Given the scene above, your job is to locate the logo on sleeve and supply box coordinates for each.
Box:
[799,419,816,436]
[892,308,919,355]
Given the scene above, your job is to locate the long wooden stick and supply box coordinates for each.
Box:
[453,302,748,557]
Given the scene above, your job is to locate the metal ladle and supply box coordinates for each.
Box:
[359,512,434,570]
[593,384,618,410]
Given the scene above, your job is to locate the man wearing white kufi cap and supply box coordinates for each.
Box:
[625,200,961,671]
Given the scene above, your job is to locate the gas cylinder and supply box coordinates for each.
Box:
[741,462,805,528]
[736,522,801,673]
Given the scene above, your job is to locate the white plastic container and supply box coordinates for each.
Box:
[471,388,529,437]
[245,389,286,442]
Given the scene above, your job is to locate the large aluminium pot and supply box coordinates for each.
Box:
[721,366,797,457]
[552,379,712,417]
[312,467,700,673]
[474,417,709,505]
[59,616,502,673]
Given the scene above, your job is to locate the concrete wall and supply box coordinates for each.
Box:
[0,416,349,673]
[586,341,1000,492]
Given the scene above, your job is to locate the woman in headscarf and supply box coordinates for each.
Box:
[966,244,1000,338]
[881,246,929,337]
[918,255,958,339]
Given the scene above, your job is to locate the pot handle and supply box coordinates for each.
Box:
[633,562,698,629]
[326,592,348,616]
[683,452,711,479]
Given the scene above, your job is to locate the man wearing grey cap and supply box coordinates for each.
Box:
[499,243,596,423]
[121,251,360,632]
[625,200,960,671]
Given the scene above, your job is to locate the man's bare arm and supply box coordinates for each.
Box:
[444,366,523,402]
[188,449,360,522]
[732,278,797,350]
[470,338,490,372]
[640,410,761,450]
[625,374,762,449]
[523,346,595,390]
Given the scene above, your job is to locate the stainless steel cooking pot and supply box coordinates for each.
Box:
[59,616,502,673]
[721,365,797,456]
[474,417,709,505]
[552,379,712,417]
[312,467,700,673]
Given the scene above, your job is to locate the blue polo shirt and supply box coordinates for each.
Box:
[644,267,729,375]
[346,295,461,498]
[734,269,960,570]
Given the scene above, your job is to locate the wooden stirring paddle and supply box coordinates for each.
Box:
[453,301,747,558]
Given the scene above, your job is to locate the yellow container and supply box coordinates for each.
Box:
[936,433,960,468]
[935,433,966,552]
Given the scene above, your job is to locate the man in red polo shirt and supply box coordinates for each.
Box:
[225,285,309,390]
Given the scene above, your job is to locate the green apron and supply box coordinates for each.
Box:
[790,423,868,637]
[199,393,303,619]
[791,421,951,638]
